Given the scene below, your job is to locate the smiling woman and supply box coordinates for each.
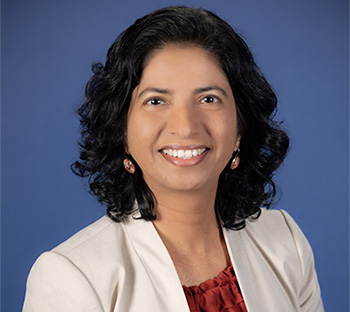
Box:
[23,6,324,312]
[127,46,240,195]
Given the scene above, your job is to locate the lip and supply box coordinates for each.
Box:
[159,144,209,150]
[158,144,210,167]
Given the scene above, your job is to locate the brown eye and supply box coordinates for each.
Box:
[201,96,219,104]
[145,98,165,105]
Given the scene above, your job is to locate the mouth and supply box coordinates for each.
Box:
[160,148,208,159]
[158,146,210,167]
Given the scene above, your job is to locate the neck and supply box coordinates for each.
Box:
[151,185,221,253]
[149,184,231,286]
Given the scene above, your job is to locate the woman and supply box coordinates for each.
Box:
[23,6,323,312]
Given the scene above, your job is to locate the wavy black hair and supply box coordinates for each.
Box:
[72,6,289,230]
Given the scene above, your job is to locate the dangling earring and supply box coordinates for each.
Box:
[230,149,240,170]
[123,158,135,174]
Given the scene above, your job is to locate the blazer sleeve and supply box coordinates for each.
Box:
[23,251,104,312]
[280,210,324,312]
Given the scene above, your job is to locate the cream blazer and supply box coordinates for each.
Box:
[23,209,324,311]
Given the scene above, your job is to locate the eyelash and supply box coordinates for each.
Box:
[143,95,221,106]
[200,96,220,104]
[144,97,165,106]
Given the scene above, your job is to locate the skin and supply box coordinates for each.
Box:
[126,45,241,286]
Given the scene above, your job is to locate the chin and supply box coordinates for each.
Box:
[164,176,217,193]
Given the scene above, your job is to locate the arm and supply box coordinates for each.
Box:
[23,251,104,312]
[280,210,324,312]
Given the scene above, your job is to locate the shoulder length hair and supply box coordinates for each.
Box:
[72,6,289,230]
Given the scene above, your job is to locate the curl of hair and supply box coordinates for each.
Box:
[72,6,289,230]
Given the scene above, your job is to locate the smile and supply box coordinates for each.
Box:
[160,148,207,159]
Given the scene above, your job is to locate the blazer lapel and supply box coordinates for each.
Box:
[223,220,299,312]
[224,228,266,312]
[123,215,190,312]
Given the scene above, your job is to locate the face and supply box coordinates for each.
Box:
[126,46,240,195]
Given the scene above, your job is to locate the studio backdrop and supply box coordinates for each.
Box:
[2,0,349,311]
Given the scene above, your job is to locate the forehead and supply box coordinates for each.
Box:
[138,45,230,90]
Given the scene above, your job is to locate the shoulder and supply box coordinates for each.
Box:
[49,215,136,275]
[248,208,298,230]
[240,209,312,263]
[234,209,324,311]
[246,209,311,253]
[52,215,122,256]
[23,250,104,311]
[252,209,319,279]
[225,208,315,290]
[24,215,138,311]
[244,209,305,241]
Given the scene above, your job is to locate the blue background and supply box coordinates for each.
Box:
[2,0,349,311]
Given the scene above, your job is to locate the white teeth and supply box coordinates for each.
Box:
[161,148,207,159]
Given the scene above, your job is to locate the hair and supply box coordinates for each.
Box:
[72,6,289,230]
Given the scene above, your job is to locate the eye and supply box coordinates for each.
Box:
[200,96,220,104]
[144,97,165,106]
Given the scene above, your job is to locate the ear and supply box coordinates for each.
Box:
[124,143,129,155]
[234,135,241,151]
[124,132,130,154]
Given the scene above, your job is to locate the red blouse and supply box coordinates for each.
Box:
[183,264,247,312]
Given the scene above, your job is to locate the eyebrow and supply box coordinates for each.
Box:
[194,86,228,97]
[138,88,171,98]
[138,85,228,98]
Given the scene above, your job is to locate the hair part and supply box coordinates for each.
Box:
[72,6,289,230]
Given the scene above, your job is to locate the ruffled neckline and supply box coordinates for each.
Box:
[183,264,247,312]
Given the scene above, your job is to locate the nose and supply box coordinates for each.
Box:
[166,102,200,138]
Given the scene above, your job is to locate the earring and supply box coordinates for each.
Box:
[123,158,135,174]
[230,149,240,170]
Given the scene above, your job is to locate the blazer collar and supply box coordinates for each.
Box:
[122,214,190,312]
[123,210,286,312]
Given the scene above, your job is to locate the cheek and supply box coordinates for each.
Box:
[216,117,239,155]
[127,114,160,155]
